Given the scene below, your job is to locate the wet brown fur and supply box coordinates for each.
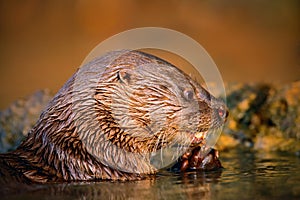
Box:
[0,50,227,183]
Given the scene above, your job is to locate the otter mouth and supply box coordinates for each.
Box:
[191,129,209,145]
[190,126,223,147]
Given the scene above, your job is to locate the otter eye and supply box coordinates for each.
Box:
[184,90,194,101]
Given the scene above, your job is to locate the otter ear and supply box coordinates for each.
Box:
[117,70,131,84]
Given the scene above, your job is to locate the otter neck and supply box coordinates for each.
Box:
[95,101,177,153]
[13,118,140,182]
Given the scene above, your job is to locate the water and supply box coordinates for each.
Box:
[2,150,300,200]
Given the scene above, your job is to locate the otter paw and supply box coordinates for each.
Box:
[180,146,223,171]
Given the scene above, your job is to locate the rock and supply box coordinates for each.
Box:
[0,90,52,153]
[219,81,300,153]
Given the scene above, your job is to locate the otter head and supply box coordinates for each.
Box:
[72,50,228,174]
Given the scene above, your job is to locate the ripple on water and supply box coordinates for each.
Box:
[2,150,300,199]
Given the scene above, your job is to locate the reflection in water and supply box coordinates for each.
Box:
[212,150,300,199]
[2,150,300,199]
[1,170,222,200]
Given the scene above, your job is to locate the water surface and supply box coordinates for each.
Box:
[2,150,300,199]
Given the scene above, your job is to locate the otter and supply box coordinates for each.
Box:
[0,50,228,183]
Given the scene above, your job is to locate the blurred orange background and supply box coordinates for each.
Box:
[0,0,299,109]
